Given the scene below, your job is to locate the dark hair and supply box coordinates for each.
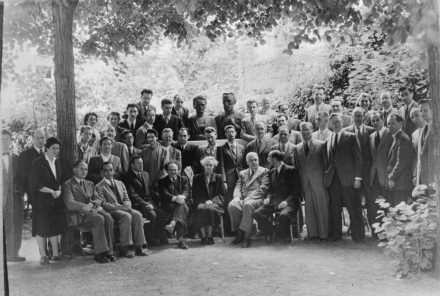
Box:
[313,84,325,92]
[107,111,120,122]
[178,127,190,135]
[277,114,288,121]
[161,98,173,107]
[83,112,98,125]
[389,113,404,123]
[146,129,158,137]
[45,137,61,149]
[73,160,87,168]
[126,103,139,111]
[247,99,258,106]
[101,161,113,171]
[165,161,179,170]
[130,155,142,165]
[1,129,12,138]
[269,150,284,161]
[222,92,236,102]
[278,104,289,110]
[419,99,432,108]
[224,124,236,132]
[399,86,414,94]
[141,89,153,96]
[99,136,114,146]
[204,126,217,134]
[80,125,93,134]
[121,129,133,138]
[193,95,207,106]
[370,111,384,120]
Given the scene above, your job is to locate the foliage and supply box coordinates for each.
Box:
[373,190,438,278]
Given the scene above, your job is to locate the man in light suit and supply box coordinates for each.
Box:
[416,99,434,186]
[93,126,129,173]
[241,99,269,142]
[271,126,295,166]
[304,84,331,130]
[409,108,426,149]
[95,162,147,258]
[368,112,393,236]
[246,121,276,168]
[171,94,189,127]
[153,98,184,140]
[87,137,123,184]
[294,122,329,240]
[228,152,269,247]
[271,114,302,144]
[219,125,246,234]
[386,114,416,206]
[161,128,182,170]
[63,161,116,263]
[398,86,419,137]
[325,114,364,242]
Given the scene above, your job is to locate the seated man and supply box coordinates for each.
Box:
[63,161,116,263]
[123,156,167,246]
[158,162,191,249]
[228,152,269,248]
[271,114,302,144]
[95,162,147,258]
[245,121,276,168]
[135,108,156,149]
[87,137,123,184]
[253,150,302,242]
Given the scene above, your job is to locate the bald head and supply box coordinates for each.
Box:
[32,129,46,149]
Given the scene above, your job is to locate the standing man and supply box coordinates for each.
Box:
[93,125,129,173]
[87,137,123,184]
[196,127,222,174]
[121,130,141,159]
[329,99,351,128]
[409,109,426,148]
[294,122,329,240]
[241,99,268,142]
[171,94,189,127]
[304,85,332,130]
[386,114,416,206]
[172,128,199,178]
[380,92,396,127]
[3,130,25,262]
[228,152,269,248]
[253,150,302,242]
[161,128,182,170]
[135,108,156,149]
[153,98,184,140]
[95,162,147,258]
[271,126,296,166]
[277,104,301,131]
[312,111,332,141]
[398,86,419,137]
[137,89,156,122]
[368,112,393,236]
[77,126,97,163]
[325,114,364,242]
[416,99,434,186]
[187,95,217,141]
[245,121,276,168]
[119,104,145,143]
[63,161,116,263]
[271,114,302,144]
[215,93,245,139]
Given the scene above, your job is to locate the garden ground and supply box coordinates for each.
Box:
[6,234,440,296]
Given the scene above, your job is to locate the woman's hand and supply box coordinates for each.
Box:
[205,200,213,206]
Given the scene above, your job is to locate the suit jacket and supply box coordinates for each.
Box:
[118,118,145,137]
[215,111,246,139]
[312,128,332,141]
[158,175,191,209]
[153,114,184,140]
[76,143,97,163]
[17,146,42,196]
[344,124,375,179]
[127,146,141,159]
[62,177,102,226]
[382,107,398,127]
[369,128,393,187]
[294,139,328,190]
[219,141,245,184]
[399,101,419,136]
[387,130,416,190]
[111,141,129,173]
[240,115,269,142]
[135,122,155,149]
[304,103,332,130]
[270,142,295,166]
[272,130,302,145]
[87,155,122,184]
[233,166,269,201]
[416,123,434,185]
[192,173,225,207]
[324,130,362,187]
[122,170,153,206]
[172,142,199,172]
[166,146,182,170]
[187,115,217,141]
[245,137,277,168]
[137,102,156,122]
[172,106,189,127]
[95,178,131,212]
[196,145,222,174]
[267,163,301,207]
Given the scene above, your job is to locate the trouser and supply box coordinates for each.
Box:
[162,202,189,239]
[253,204,296,237]
[4,195,24,259]
[79,211,114,254]
[134,203,167,243]
[228,199,263,234]
[328,173,364,241]
[111,209,146,247]
[223,174,238,234]
[387,189,412,207]
[303,180,329,239]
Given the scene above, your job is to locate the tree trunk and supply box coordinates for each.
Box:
[52,0,78,179]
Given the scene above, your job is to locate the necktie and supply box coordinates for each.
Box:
[281,143,285,153]
[375,132,380,151]
[80,180,90,203]
[405,106,410,120]
[165,117,169,125]
[250,169,255,179]
[357,128,361,141]
[257,140,261,153]
[40,149,44,156]
[231,144,236,159]
[384,111,388,126]
[305,142,309,157]
[111,180,115,188]
[333,133,339,152]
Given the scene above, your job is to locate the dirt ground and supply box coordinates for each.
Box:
[6,234,440,296]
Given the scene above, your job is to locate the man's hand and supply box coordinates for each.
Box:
[83,203,93,212]
[145,203,154,210]
[205,200,213,206]
[176,195,186,204]
[278,201,288,209]
[388,180,395,190]
[263,198,270,206]
[224,182,228,190]
[51,190,61,199]
[353,179,361,189]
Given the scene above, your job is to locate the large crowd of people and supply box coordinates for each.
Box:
[2,85,434,265]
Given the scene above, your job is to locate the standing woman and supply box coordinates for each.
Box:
[29,137,67,265]
[192,156,226,245]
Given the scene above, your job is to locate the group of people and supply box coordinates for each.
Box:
[2,85,434,265]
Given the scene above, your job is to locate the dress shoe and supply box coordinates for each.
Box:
[119,247,135,258]
[40,256,50,265]
[177,241,189,250]
[241,238,251,248]
[231,232,244,245]
[200,238,208,245]
[165,222,175,235]
[94,254,110,264]
[135,248,148,256]
[7,256,26,262]
[106,254,117,262]
[51,254,71,261]
[207,237,215,245]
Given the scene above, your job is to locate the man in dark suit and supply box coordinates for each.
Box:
[119,104,145,143]
[330,99,351,128]
[245,121,276,168]
[158,162,191,249]
[253,150,302,242]
[398,86,419,137]
[172,94,189,127]
[368,112,393,236]
[219,125,246,234]
[271,114,302,144]
[325,114,364,242]
[2,130,25,262]
[161,128,182,170]
[304,85,332,130]
[215,93,245,139]
[121,130,141,159]
[379,92,397,127]
[240,99,270,142]
[63,160,116,263]
[137,89,156,122]
[172,128,199,178]
[416,99,434,186]
[386,114,416,206]
[135,108,156,149]
[123,155,167,247]
[95,162,147,258]
[153,98,184,140]
[271,126,296,166]
[196,126,222,174]
[87,137,123,184]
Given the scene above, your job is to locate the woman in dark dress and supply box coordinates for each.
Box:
[192,156,226,245]
[29,137,66,265]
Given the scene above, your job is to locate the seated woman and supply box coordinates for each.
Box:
[192,156,226,245]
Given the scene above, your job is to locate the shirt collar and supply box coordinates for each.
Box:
[392,129,402,138]
[128,118,136,125]
[101,154,111,161]
[378,127,386,137]
[73,177,83,184]
[104,178,114,186]
[34,146,43,154]
[45,153,56,163]
[227,141,236,147]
